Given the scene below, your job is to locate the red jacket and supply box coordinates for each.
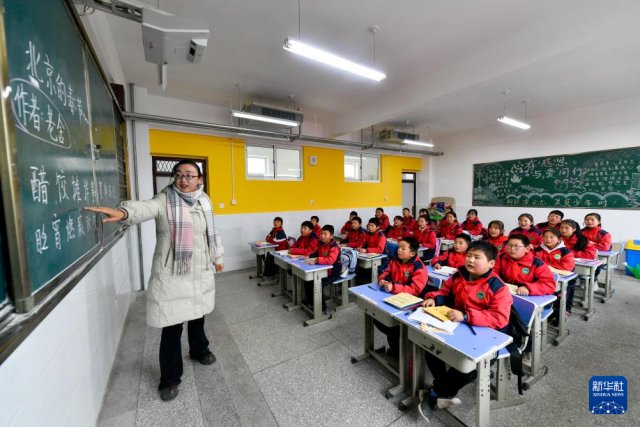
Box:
[340,220,352,235]
[312,224,322,237]
[582,226,612,251]
[486,235,508,253]
[402,216,416,230]
[290,233,319,256]
[387,225,410,240]
[562,234,597,259]
[461,218,483,236]
[377,214,390,231]
[379,254,427,297]
[533,243,575,271]
[313,239,341,276]
[536,221,559,234]
[346,227,367,249]
[265,226,288,251]
[437,221,463,240]
[509,227,542,247]
[363,230,387,254]
[425,268,512,329]
[414,227,437,250]
[430,249,467,268]
[493,252,556,296]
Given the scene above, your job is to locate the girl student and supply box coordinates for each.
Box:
[461,209,483,236]
[509,213,542,247]
[387,215,410,239]
[437,211,463,240]
[485,220,509,252]
[431,233,471,270]
[414,215,438,261]
[559,219,597,260]
[534,228,576,317]
[582,213,612,251]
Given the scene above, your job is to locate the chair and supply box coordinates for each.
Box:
[491,348,525,409]
[329,273,357,310]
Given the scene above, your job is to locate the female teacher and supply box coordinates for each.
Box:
[87,159,224,401]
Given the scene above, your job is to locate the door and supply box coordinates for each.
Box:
[402,172,416,217]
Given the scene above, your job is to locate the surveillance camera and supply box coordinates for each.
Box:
[187,38,207,63]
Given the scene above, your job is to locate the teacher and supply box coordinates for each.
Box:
[87,159,224,402]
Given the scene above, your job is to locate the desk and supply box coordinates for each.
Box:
[551,272,578,346]
[574,258,603,320]
[416,245,431,260]
[349,284,412,399]
[357,253,387,283]
[439,238,454,252]
[270,251,294,301]
[395,312,512,426]
[595,250,620,302]
[426,265,453,289]
[248,242,278,281]
[289,258,332,326]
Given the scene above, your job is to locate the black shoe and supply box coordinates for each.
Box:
[425,388,438,410]
[159,384,179,401]
[190,351,216,365]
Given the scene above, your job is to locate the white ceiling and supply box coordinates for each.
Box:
[99,0,640,140]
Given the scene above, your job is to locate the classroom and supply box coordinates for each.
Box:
[0,1,639,426]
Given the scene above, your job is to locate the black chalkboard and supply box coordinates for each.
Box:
[473,147,640,209]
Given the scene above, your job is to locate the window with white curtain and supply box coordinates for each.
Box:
[246,144,301,180]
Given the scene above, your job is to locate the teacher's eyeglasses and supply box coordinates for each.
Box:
[174,173,197,182]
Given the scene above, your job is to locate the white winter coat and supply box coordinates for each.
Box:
[121,191,223,328]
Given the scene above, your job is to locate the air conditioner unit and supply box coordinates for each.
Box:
[378,129,420,143]
[241,102,303,124]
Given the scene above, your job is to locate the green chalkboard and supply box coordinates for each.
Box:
[473,147,640,209]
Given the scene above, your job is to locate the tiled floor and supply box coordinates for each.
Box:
[98,269,640,426]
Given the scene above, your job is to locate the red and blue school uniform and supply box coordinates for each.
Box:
[486,234,509,253]
[509,226,542,247]
[402,215,416,230]
[303,239,342,310]
[340,220,352,235]
[414,227,437,251]
[377,214,390,231]
[437,221,463,240]
[363,230,387,254]
[461,218,483,236]
[345,227,367,249]
[266,226,288,251]
[430,249,467,269]
[493,251,556,296]
[533,242,575,271]
[562,234,597,259]
[536,221,559,234]
[311,224,322,238]
[290,233,319,256]
[387,224,410,239]
[582,226,612,251]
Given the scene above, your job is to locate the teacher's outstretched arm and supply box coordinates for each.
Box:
[85,206,127,223]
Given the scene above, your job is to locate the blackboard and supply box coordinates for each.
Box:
[473,147,640,209]
[3,0,123,295]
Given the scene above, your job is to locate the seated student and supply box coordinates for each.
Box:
[310,215,322,238]
[375,207,390,232]
[401,207,416,230]
[263,216,288,277]
[485,220,508,253]
[387,215,410,239]
[582,213,612,251]
[341,211,358,235]
[303,225,342,315]
[375,237,427,357]
[360,217,387,254]
[289,220,319,256]
[493,234,556,296]
[534,228,576,317]
[559,219,597,260]
[509,213,542,247]
[431,233,471,270]
[413,208,430,234]
[421,240,512,410]
[461,209,483,236]
[414,215,437,261]
[342,216,367,250]
[536,210,564,233]
[436,211,463,240]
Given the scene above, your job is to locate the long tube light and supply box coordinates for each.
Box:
[403,139,434,148]
[232,110,299,127]
[283,38,386,82]
[497,115,531,130]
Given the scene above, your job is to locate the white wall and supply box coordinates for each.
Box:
[431,95,640,243]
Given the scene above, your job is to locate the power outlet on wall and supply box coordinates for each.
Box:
[231,199,237,205]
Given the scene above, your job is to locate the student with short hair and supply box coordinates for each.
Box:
[387,215,410,239]
[485,220,508,253]
[289,221,319,256]
[401,207,416,230]
[437,211,463,240]
[534,228,576,317]
[536,210,564,233]
[341,211,358,235]
[422,240,512,410]
[509,213,542,247]
[559,219,597,260]
[461,209,483,236]
[343,216,367,249]
[414,215,437,260]
[303,225,342,315]
[310,215,322,238]
[375,207,391,232]
[360,217,387,254]
[431,233,471,269]
[263,217,289,277]
[582,213,612,251]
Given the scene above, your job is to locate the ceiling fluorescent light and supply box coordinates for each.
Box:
[232,110,299,127]
[283,38,386,82]
[497,115,531,130]
[403,139,434,148]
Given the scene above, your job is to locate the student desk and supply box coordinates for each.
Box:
[438,238,454,252]
[289,258,332,326]
[426,265,453,289]
[357,253,387,283]
[395,312,512,426]
[574,258,603,320]
[248,242,278,280]
[270,251,294,302]
[551,272,578,346]
[595,250,620,302]
[349,284,413,400]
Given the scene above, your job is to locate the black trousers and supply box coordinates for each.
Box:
[373,320,400,357]
[159,316,210,389]
[263,253,278,276]
[425,352,477,398]
[566,278,577,313]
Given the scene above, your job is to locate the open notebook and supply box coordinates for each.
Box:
[408,306,460,334]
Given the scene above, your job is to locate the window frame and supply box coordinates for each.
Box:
[344,152,380,182]
[245,143,302,181]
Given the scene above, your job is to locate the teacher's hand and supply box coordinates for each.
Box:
[85,206,125,223]
[215,263,224,272]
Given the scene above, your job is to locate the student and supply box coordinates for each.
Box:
[582,213,612,251]
[310,215,322,238]
[485,220,508,253]
[387,215,410,239]
[461,209,483,236]
[493,234,556,296]
[559,219,597,259]
[422,240,512,410]
[536,210,564,233]
[414,215,437,260]
[289,221,319,256]
[509,213,542,247]
[342,216,367,249]
[375,237,427,357]
[303,225,342,315]
[401,207,416,230]
[263,217,288,277]
[436,211,463,240]
[534,228,576,317]
[431,233,471,269]
[414,208,429,233]
[360,217,387,254]
[375,207,390,232]
[341,211,358,235]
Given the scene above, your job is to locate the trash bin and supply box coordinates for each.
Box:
[624,240,640,278]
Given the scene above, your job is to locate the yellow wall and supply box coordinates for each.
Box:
[150,129,422,215]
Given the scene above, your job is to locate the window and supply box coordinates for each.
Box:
[246,145,301,180]
[344,153,380,182]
